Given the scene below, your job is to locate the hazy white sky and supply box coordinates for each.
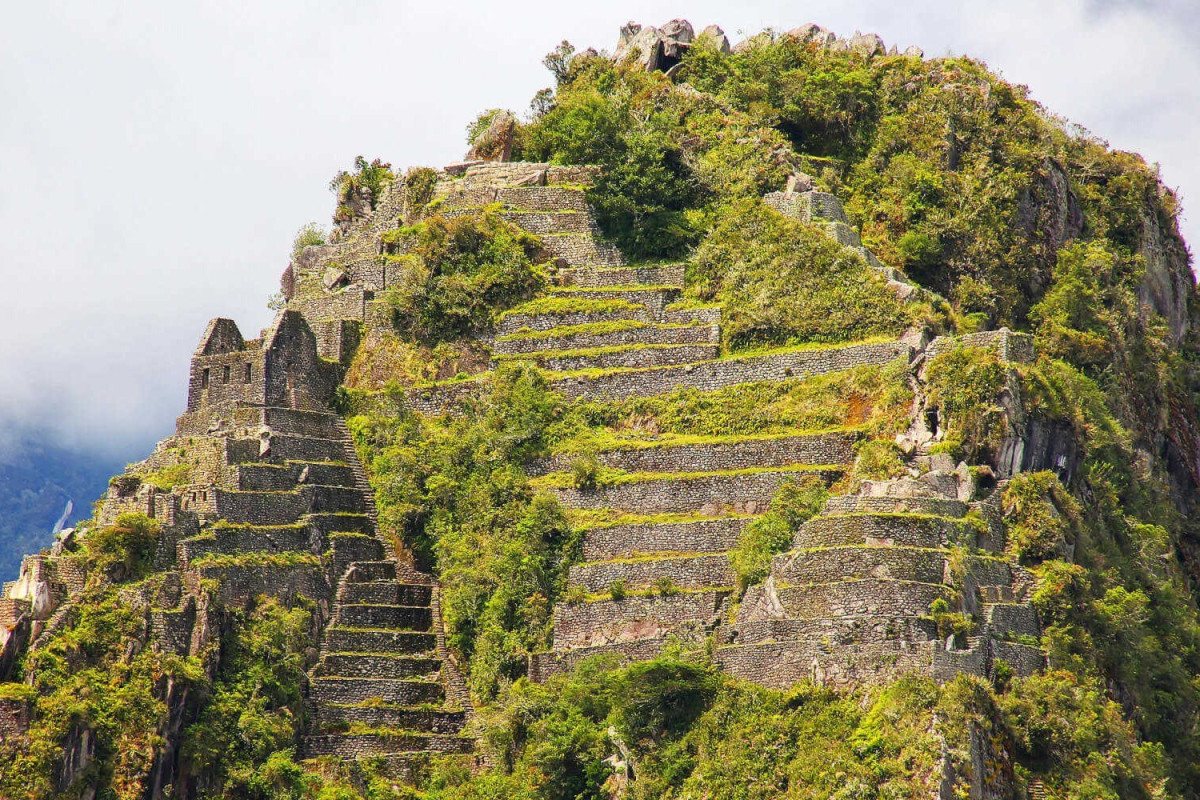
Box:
[1,0,1196,463]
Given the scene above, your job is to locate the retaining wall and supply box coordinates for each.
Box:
[569,553,734,593]
[580,517,748,561]
[552,590,733,648]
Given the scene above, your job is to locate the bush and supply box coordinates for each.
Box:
[853,439,906,482]
[924,345,1009,462]
[289,222,326,262]
[731,475,828,586]
[570,454,601,490]
[688,200,912,350]
[383,210,545,345]
[608,579,627,601]
[84,512,159,582]
[1003,471,1079,564]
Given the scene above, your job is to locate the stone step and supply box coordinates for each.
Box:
[545,467,842,515]
[226,434,346,466]
[793,513,977,551]
[233,462,356,492]
[335,604,432,631]
[337,581,433,606]
[551,589,734,650]
[555,264,685,288]
[496,186,590,212]
[548,340,911,403]
[498,343,720,372]
[312,704,466,733]
[309,676,444,706]
[494,321,717,356]
[315,653,441,679]
[528,639,669,683]
[304,732,473,758]
[822,495,969,518]
[548,286,680,313]
[501,210,595,235]
[530,431,860,477]
[323,628,436,655]
[569,553,735,593]
[197,561,328,608]
[580,516,749,561]
[496,304,720,336]
[539,233,625,268]
[307,513,374,537]
[343,561,398,583]
[985,603,1040,639]
[212,486,366,525]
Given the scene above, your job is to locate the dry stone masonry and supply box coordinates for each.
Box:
[269,156,1047,690]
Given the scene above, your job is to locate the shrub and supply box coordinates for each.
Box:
[924,345,1009,462]
[653,576,680,597]
[84,512,159,582]
[383,211,545,345]
[853,439,906,482]
[1003,471,1079,564]
[688,200,912,350]
[289,222,326,262]
[731,475,828,586]
[570,454,601,490]
[608,579,627,601]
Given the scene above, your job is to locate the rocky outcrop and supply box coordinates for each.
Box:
[466,110,517,162]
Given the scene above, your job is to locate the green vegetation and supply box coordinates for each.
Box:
[180,599,313,799]
[689,199,921,349]
[381,210,546,344]
[290,222,328,262]
[346,366,579,702]
[331,156,395,226]
[730,475,828,586]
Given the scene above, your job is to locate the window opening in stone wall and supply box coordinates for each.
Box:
[222,365,231,384]
[201,368,210,389]
[244,363,252,383]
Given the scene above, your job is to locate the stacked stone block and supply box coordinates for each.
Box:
[718,471,1044,688]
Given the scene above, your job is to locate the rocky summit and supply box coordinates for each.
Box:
[1,18,1199,800]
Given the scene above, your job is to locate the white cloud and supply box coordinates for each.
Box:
[0,0,1194,464]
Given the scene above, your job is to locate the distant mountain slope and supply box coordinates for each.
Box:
[0,439,125,580]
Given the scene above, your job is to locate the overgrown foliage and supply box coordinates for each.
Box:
[382,211,545,345]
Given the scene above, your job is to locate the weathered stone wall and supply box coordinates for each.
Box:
[793,513,977,549]
[549,468,841,515]
[772,579,950,620]
[528,432,858,477]
[581,518,748,561]
[496,305,720,335]
[774,546,948,585]
[409,341,910,414]
[528,639,669,682]
[569,554,734,593]
[494,322,717,356]
[552,590,733,648]
[926,329,1035,365]
[509,343,719,372]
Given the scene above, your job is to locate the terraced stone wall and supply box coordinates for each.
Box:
[528,432,859,476]
[552,590,734,648]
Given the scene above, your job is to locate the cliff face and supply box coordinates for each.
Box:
[1,18,1199,800]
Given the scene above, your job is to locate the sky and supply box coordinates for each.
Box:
[0,0,1196,468]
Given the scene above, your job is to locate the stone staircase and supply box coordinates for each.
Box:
[300,419,472,776]
[718,464,1044,688]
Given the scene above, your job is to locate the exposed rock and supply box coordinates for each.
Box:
[697,24,731,54]
[296,244,335,270]
[904,45,925,58]
[785,172,816,194]
[846,31,886,57]
[788,23,836,47]
[466,109,517,162]
[614,19,696,72]
[322,266,348,291]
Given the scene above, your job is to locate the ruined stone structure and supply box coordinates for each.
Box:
[272,158,1048,691]
[0,309,471,781]
[0,153,1054,792]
